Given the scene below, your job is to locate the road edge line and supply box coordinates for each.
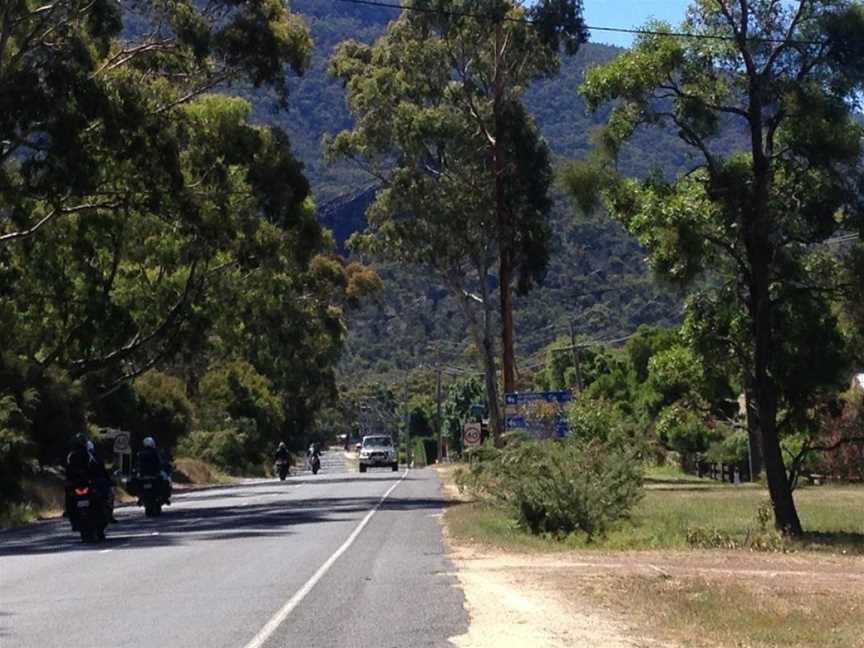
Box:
[242,469,409,648]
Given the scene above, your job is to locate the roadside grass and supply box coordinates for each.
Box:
[441,466,864,554]
[643,463,714,483]
[0,470,65,529]
[0,501,37,528]
[173,457,232,485]
[591,575,864,648]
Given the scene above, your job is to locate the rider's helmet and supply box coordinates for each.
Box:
[278,442,286,450]
[143,436,156,448]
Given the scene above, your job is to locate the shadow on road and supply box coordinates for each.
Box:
[0,476,441,558]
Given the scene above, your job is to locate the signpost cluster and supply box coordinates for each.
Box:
[503,390,572,438]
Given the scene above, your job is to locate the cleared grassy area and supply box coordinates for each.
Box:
[444,470,864,554]
[593,575,864,648]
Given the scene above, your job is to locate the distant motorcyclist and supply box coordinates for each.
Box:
[307,442,321,474]
[137,436,171,504]
[274,442,292,479]
[275,442,290,462]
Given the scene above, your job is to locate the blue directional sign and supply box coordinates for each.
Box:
[505,390,572,405]
[505,416,527,429]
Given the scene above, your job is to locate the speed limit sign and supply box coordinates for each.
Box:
[463,423,482,447]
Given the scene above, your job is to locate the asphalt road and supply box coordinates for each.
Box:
[0,457,468,648]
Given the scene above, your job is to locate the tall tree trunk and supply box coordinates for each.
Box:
[744,69,802,535]
[451,273,503,447]
[750,254,803,534]
[499,249,515,394]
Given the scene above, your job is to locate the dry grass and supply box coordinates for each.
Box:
[172,457,231,485]
[587,575,864,648]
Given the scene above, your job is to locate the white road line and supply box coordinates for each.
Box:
[242,470,409,648]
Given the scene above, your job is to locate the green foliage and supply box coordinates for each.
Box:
[443,376,485,454]
[656,403,721,456]
[177,425,256,475]
[566,397,638,448]
[133,372,195,452]
[569,0,864,532]
[705,429,750,466]
[0,0,383,486]
[412,436,430,467]
[458,437,643,538]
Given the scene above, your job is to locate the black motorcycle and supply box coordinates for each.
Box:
[310,454,320,475]
[275,458,290,481]
[133,474,171,517]
[68,483,109,543]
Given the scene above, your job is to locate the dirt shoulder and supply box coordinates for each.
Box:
[435,465,864,648]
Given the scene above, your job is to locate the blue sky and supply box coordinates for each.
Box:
[584,0,692,47]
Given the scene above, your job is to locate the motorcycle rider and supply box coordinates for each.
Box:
[65,433,115,527]
[137,436,171,504]
[275,441,291,463]
[307,442,321,470]
[86,440,118,523]
[64,433,90,527]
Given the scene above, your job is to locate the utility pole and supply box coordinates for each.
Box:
[404,381,411,468]
[493,14,516,398]
[569,320,583,393]
[435,350,444,463]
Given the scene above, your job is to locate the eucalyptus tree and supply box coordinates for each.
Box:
[564,0,864,533]
[328,0,585,442]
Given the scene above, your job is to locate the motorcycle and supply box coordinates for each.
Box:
[275,458,290,481]
[134,473,171,517]
[310,454,321,475]
[68,483,109,543]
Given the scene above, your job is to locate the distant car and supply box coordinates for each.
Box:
[358,435,398,473]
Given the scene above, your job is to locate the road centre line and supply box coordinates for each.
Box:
[242,470,409,648]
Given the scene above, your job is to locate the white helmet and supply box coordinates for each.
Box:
[86,440,95,452]
[143,436,156,448]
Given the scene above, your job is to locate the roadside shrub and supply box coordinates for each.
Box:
[176,423,253,474]
[133,371,195,452]
[458,437,643,538]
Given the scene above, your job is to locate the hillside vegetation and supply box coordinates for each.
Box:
[245,0,740,379]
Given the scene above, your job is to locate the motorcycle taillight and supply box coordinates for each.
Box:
[74,487,90,496]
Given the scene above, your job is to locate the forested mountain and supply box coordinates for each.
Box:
[247,0,736,379]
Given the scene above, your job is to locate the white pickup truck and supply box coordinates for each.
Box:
[358,435,399,473]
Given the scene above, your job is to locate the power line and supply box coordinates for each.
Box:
[333,0,825,46]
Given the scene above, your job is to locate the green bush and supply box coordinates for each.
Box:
[176,420,257,474]
[412,437,429,467]
[133,371,195,452]
[457,437,643,538]
[705,428,749,465]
